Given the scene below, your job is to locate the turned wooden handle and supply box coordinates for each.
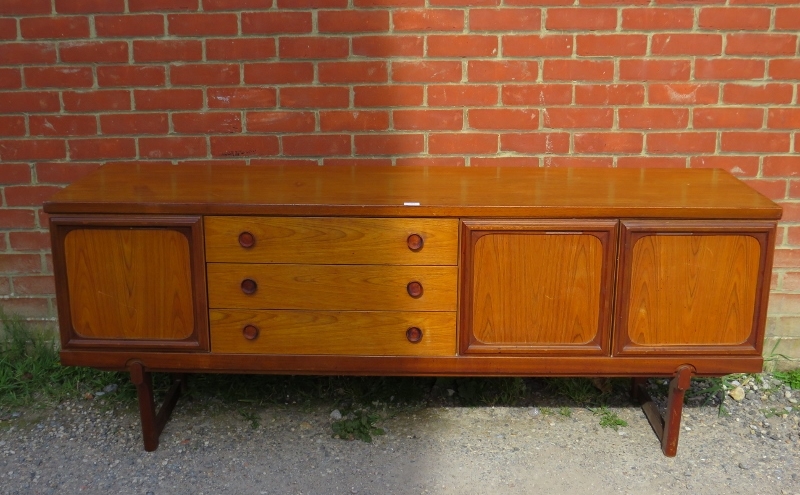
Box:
[242,324,260,340]
[240,278,258,295]
[406,281,423,298]
[238,231,256,248]
[406,326,423,343]
[407,234,423,251]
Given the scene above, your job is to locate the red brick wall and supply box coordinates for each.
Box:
[0,0,798,360]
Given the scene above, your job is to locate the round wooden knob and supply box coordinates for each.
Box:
[407,234,423,251]
[406,281,423,298]
[242,324,259,340]
[238,231,256,248]
[406,327,423,343]
[240,278,258,295]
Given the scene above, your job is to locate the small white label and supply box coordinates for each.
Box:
[403,202,420,206]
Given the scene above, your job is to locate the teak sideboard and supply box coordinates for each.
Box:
[44,164,782,457]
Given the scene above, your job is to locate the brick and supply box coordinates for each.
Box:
[242,12,312,34]
[776,8,800,30]
[62,89,131,112]
[324,158,394,166]
[0,0,50,15]
[792,183,800,200]
[698,59,766,80]
[0,43,56,65]
[318,10,389,33]
[727,34,797,56]
[467,60,537,83]
[575,84,644,106]
[429,0,498,6]
[35,162,101,183]
[471,157,538,167]
[247,111,315,133]
[168,13,237,36]
[319,110,389,131]
[770,59,800,80]
[619,60,690,81]
[171,64,240,86]
[648,84,719,105]
[69,138,136,159]
[210,135,279,157]
[208,87,277,109]
[0,164,31,184]
[781,202,800,222]
[427,85,497,106]
[97,66,165,87]
[95,14,164,37]
[204,0,273,9]
[207,39,276,61]
[135,89,203,110]
[396,157,464,167]
[646,133,716,154]
[742,179,786,200]
[788,227,800,246]
[250,159,317,166]
[502,35,573,57]
[694,108,764,129]
[0,210,35,229]
[0,140,65,161]
[469,9,541,31]
[355,0,424,6]
[0,91,59,113]
[469,108,538,130]
[0,116,26,136]
[764,156,800,178]
[354,85,423,107]
[283,135,351,156]
[0,254,42,274]
[784,273,800,292]
[391,61,461,82]
[279,37,350,59]
[721,132,790,153]
[574,132,642,154]
[20,16,90,39]
[651,34,722,56]
[428,35,498,57]
[133,40,202,62]
[245,63,313,84]
[690,156,759,177]
[392,9,464,31]
[319,62,388,84]
[619,108,688,129]
[500,132,570,153]
[774,251,800,270]
[25,67,93,88]
[544,156,612,168]
[393,110,462,131]
[30,115,96,136]
[543,60,613,81]
[699,7,770,30]
[501,84,572,105]
[13,275,55,295]
[6,186,61,208]
[576,35,647,56]
[56,0,125,13]
[0,69,21,90]
[545,8,616,30]
[621,8,694,30]
[129,0,197,10]
[354,134,424,155]
[724,84,793,105]
[0,19,16,40]
[0,298,51,318]
[542,108,612,129]
[353,36,423,57]
[60,41,128,63]
[278,0,348,7]
[139,137,206,159]
[281,87,349,108]
[618,157,686,168]
[428,133,498,154]
[100,113,168,135]
[173,112,241,134]
[9,232,50,251]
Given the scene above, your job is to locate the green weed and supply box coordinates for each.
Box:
[238,409,260,429]
[774,369,800,390]
[331,409,385,442]
[558,406,572,418]
[590,406,627,430]
[548,378,601,405]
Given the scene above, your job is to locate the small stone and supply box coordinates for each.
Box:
[739,462,751,470]
[786,391,793,400]
[330,410,342,420]
[103,384,118,394]
[528,408,540,417]
[729,386,746,401]
[790,398,798,404]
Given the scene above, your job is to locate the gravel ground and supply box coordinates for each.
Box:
[0,375,798,495]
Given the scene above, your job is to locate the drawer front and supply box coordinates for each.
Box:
[210,310,456,356]
[207,264,458,311]
[205,217,459,265]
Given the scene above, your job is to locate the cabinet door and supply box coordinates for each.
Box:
[460,220,617,355]
[614,221,775,356]
[50,216,209,351]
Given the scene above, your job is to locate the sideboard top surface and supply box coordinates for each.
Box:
[44,163,781,219]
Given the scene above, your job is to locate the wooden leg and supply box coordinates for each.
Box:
[129,362,186,452]
[631,365,693,457]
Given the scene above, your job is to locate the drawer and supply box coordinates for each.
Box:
[204,217,458,265]
[207,263,458,311]
[210,309,456,356]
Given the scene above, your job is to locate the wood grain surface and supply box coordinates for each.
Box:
[205,217,458,265]
[207,264,457,311]
[210,310,456,356]
[64,228,194,340]
[470,233,604,346]
[626,234,761,346]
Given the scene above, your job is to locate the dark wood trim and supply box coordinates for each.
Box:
[614,220,777,357]
[632,365,694,457]
[49,215,209,352]
[459,219,618,356]
[129,362,186,452]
